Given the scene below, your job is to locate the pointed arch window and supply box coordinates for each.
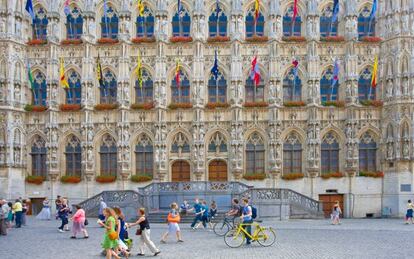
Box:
[66,70,82,104]
[135,135,153,176]
[171,133,190,153]
[321,133,339,174]
[135,68,153,104]
[66,6,83,39]
[208,70,227,103]
[100,135,117,176]
[245,7,265,37]
[283,6,301,37]
[359,132,377,172]
[246,133,265,174]
[32,71,47,106]
[172,6,191,37]
[283,133,302,174]
[31,136,47,177]
[171,70,190,104]
[100,70,117,104]
[208,4,227,37]
[401,123,410,159]
[32,7,48,40]
[245,74,264,103]
[208,132,227,153]
[283,68,302,102]
[65,136,81,177]
[320,68,338,102]
[358,6,375,39]
[358,67,375,101]
[101,6,119,39]
[320,5,338,37]
[136,6,154,38]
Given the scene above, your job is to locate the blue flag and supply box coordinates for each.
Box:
[216,0,221,19]
[331,59,340,87]
[211,51,219,81]
[369,0,377,20]
[177,0,182,14]
[25,0,35,21]
[103,0,108,19]
[331,0,339,23]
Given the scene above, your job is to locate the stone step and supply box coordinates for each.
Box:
[147,211,227,223]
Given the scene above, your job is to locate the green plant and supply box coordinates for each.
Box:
[359,171,384,178]
[168,103,193,109]
[242,173,267,180]
[25,175,45,184]
[321,172,344,179]
[96,175,117,183]
[205,102,230,109]
[243,101,269,108]
[281,173,304,180]
[322,100,345,107]
[60,175,82,183]
[24,104,48,112]
[131,175,153,183]
[283,101,306,107]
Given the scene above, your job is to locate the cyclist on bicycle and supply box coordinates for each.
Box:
[240,198,253,245]
[226,198,241,218]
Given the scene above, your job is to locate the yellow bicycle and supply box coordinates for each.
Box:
[224,221,276,248]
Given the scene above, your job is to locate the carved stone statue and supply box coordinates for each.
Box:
[345,0,357,15]
[232,0,243,13]
[269,0,281,16]
[194,0,205,13]
[85,0,94,11]
[307,0,318,16]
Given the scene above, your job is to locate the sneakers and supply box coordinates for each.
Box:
[154,251,161,256]
[58,229,64,233]
[137,253,145,256]
[160,240,166,244]
[177,239,184,243]
[70,236,76,239]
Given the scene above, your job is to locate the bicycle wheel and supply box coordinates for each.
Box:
[224,229,245,248]
[256,227,276,247]
[213,221,230,236]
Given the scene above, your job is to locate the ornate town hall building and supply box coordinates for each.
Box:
[0,0,413,217]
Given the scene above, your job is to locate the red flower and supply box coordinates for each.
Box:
[207,36,231,42]
[320,36,345,42]
[243,102,269,108]
[59,104,82,111]
[94,103,119,111]
[97,38,119,44]
[61,39,83,45]
[131,37,156,43]
[27,39,47,45]
[245,35,268,42]
[170,36,193,43]
[282,36,306,42]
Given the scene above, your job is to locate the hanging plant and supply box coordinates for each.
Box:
[170,36,193,43]
[24,104,48,112]
[96,175,117,183]
[321,172,344,179]
[27,39,48,45]
[61,39,83,45]
[282,173,304,180]
[132,36,156,43]
[60,175,82,183]
[243,101,269,108]
[322,100,345,107]
[131,175,153,183]
[168,103,193,109]
[59,104,82,111]
[94,103,119,111]
[283,101,306,107]
[242,173,266,181]
[130,102,155,110]
[97,38,119,44]
[25,175,45,185]
[359,171,384,178]
[205,102,230,109]
[360,36,382,43]
[359,100,383,107]
[282,36,306,42]
[320,36,345,42]
[207,36,231,42]
[245,35,269,42]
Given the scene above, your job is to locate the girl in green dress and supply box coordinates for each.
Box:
[98,208,120,259]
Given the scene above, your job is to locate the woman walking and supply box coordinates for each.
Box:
[161,203,183,243]
[6,202,13,228]
[331,201,342,225]
[70,205,88,239]
[36,198,51,220]
[113,207,130,258]
[98,208,120,259]
[405,200,414,224]
[57,199,70,232]
[126,208,160,256]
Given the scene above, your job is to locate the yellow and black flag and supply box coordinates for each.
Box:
[96,55,104,88]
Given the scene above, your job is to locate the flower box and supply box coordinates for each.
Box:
[321,172,344,179]
[94,103,119,111]
[131,102,155,110]
[24,104,48,112]
[25,175,45,185]
[359,171,384,178]
[205,102,230,109]
[243,101,269,108]
[207,36,230,42]
[61,39,83,45]
[60,175,82,184]
[168,102,193,109]
[131,36,156,43]
[320,36,345,42]
[170,36,193,43]
[359,100,383,107]
[283,101,306,107]
[282,36,306,42]
[59,104,82,111]
[245,35,268,42]
[360,36,382,43]
[27,39,47,45]
[243,173,267,181]
[282,173,304,180]
[96,175,117,183]
[322,100,345,107]
[97,38,119,44]
[131,175,153,183]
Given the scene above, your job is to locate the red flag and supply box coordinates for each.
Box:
[254,0,260,23]
[292,0,298,22]
[250,56,261,87]
[175,60,181,88]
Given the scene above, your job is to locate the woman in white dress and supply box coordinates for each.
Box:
[36,198,51,220]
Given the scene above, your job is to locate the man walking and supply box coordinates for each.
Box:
[13,199,23,228]
[240,198,253,245]
[189,198,206,229]
[98,197,107,222]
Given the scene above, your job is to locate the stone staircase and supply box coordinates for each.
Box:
[147,210,227,224]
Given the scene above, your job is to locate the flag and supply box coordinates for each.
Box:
[215,0,221,19]
[63,0,71,16]
[292,59,299,78]
[137,0,145,17]
[136,51,143,89]
[331,0,339,23]
[211,51,219,81]
[96,55,104,88]
[331,59,340,87]
[25,0,35,20]
[369,0,378,21]
[27,63,34,90]
[250,56,261,86]
[59,58,69,88]
[103,0,108,19]
[254,0,260,23]
[292,0,298,23]
[371,56,378,88]
[175,60,181,88]
[177,0,182,14]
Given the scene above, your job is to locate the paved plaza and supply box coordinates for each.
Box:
[0,217,412,259]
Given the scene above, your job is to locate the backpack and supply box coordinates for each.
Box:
[251,206,257,219]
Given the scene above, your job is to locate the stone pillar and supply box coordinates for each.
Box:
[306,42,319,105]
[118,110,130,181]
[306,108,320,175]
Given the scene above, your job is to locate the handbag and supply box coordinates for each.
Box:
[108,231,118,240]
[84,218,89,226]
[136,228,142,235]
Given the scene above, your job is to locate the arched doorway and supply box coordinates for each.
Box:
[208,160,228,181]
[171,160,191,182]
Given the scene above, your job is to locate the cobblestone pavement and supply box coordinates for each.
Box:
[0,217,412,259]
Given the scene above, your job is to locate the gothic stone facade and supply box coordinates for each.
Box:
[0,0,414,218]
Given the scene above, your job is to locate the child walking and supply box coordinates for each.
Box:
[161,203,183,243]
[331,201,342,225]
[405,200,414,224]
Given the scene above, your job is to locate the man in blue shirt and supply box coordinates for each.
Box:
[189,198,206,229]
[240,198,253,245]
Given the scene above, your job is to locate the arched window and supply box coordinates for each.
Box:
[283,68,302,102]
[245,6,265,38]
[320,4,338,37]
[320,68,338,102]
[171,70,190,104]
[171,132,190,153]
[65,136,81,177]
[358,67,375,101]
[65,6,83,39]
[283,5,301,37]
[100,134,117,176]
[246,133,265,174]
[208,132,227,153]
[135,69,153,104]
[32,71,47,106]
[208,70,226,103]
[32,7,48,40]
[358,6,375,39]
[100,70,117,104]
[101,6,119,39]
[136,6,154,38]
[359,132,377,172]
[66,70,81,104]
[283,133,302,174]
[208,4,227,37]
[172,6,191,37]
[135,135,153,176]
[245,73,264,103]
[31,136,47,177]
[321,133,339,174]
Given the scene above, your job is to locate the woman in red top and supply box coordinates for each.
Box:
[70,205,88,239]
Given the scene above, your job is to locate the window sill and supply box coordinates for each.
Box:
[130,102,155,110]
[320,36,345,42]
[24,104,48,112]
[207,36,230,42]
[245,35,268,42]
[59,104,82,111]
[170,36,193,43]
[95,175,117,183]
[282,36,306,42]
[61,39,83,45]
[283,101,306,107]
[132,36,156,43]
[359,36,382,43]
[97,38,119,44]
[168,103,193,109]
[243,102,269,108]
[321,100,345,107]
[131,175,153,183]
[359,100,383,107]
[27,39,48,45]
[60,176,82,183]
[281,173,304,180]
[321,172,344,179]
[25,176,46,185]
[242,173,266,181]
[205,102,230,109]
[359,171,384,178]
[94,103,119,110]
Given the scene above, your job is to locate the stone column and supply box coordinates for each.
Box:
[307,42,319,105]
[306,108,320,175]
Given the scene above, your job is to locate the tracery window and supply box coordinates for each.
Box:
[208,3,227,37]
[101,6,119,39]
[245,73,264,103]
[100,135,117,176]
[100,70,117,104]
[208,70,227,103]
[245,6,265,37]
[136,6,154,38]
[171,133,190,153]
[65,6,83,39]
[283,68,302,102]
[321,133,339,174]
[171,70,190,104]
[135,134,153,176]
[32,71,47,106]
[135,69,153,104]
[66,70,82,104]
[208,132,227,153]
[358,6,375,39]
[320,5,338,37]
[32,7,48,40]
[359,132,377,172]
[283,5,301,37]
[283,133,302,174]
[246,133,265,174]
[358,67,375,101]
[172,6,191,37]
[31,136,47,177]
[320,68,339,102]
[65,136,81,177]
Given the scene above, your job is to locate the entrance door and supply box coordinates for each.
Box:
[319,194,344,218]
[208,160,228,181]
[171,161,191,182]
